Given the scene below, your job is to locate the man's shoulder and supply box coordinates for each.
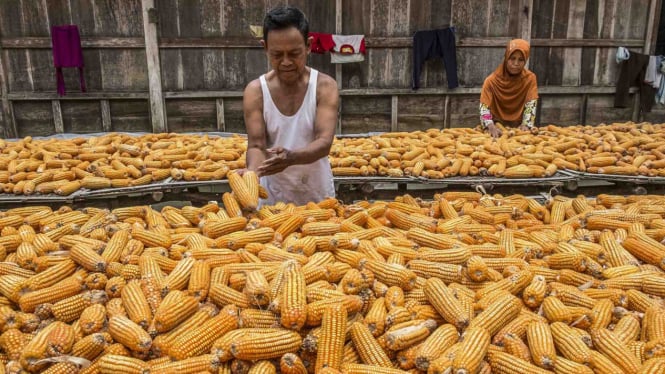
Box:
[316,71,337,89]
[244,78,262,93]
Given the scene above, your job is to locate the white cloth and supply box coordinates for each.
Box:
[258,69,335,206]
[616,47,630,64]
[645,55,659,88]
[331,34,365,63]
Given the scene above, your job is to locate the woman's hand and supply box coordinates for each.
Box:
[486,122,502,139]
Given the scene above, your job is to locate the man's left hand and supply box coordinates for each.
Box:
[257,147,293,176]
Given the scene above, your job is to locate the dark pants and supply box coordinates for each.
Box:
[412,28,459,90]
[614,52,656,113]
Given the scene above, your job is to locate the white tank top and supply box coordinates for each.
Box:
[258,69,335,206]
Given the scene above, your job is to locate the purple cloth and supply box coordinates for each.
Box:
[51,25,86,96]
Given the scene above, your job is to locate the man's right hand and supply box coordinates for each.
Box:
[486,122,502,139]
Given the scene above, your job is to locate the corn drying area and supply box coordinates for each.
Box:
[1,0,665,373]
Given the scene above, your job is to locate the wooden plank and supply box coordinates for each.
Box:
[100,50,148,90]
[0,37,145,48]
[453,0,493,87]
[21,0,49,36]
[5,50,31,91]
[165,99,216,132]
[643,0,659,53]
[452,0,488,37]
[100,100,112,132]
[586,95,633,124]
[13,101,54,137]
[52,100,64,133]
[61,101,102,133]
[5,85,633,101]
[0,36,647,49]
[178,0,204,90]
[202,49,226,89]
[409,0,431,34]
[430,0,453,29]
[110,100,151,132]
[595,0,618,85]
[46,0,72,26]
[142,0,167,132]
[0,0,23,37]
[0,45,16,138]
[519,0,533,41]
[335,0,342,90]
[397,95,445,131]
[222,98,245,133]
[69,0,96,36]
[448,95,479,128]
[81,49,102,91]
[341,96,391,134]
[29,49,55,91]
[200,0,223,37]
[3,84,631,103]
[341,0,371,89]
[561,0,586,86]
[539,96,582,126]
[391,95,398,131]
[628,0,650,40]
[216,98,225,131]
[530,0,553,86]
[546,0,571,86]
[444,95,450,128]
[581,0,600,86]
[92,0,143,36]
[580,94,588,125]
[8,92,150,100]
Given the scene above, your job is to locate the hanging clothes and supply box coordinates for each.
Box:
[330,34,365,63]
[51,25,86,96]
[412,27,459,90]
[308,32,335,54]
[614,51,657,113]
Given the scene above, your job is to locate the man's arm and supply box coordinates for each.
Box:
[257,73,339,176]
[243,79,268,174]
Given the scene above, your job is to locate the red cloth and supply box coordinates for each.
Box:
[51,25,86,96]
[308,32,335,54]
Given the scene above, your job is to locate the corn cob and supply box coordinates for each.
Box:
[349,321,393,367]
[229,328,302,360]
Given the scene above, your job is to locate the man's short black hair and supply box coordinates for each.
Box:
[263,5,309,44]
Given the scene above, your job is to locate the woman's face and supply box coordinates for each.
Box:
[506,50,526,76]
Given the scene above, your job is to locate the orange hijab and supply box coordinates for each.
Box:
[480,39,539,125]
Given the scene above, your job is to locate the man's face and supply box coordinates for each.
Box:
[263,27,309,84]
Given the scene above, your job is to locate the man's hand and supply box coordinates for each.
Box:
[256,147,293,176]
[486,122,502,139]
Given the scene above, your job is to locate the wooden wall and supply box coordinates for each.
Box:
[0,0,662,138]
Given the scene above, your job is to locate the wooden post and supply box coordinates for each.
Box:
[443,95,450,129]
[52,100,64,133]
[216,98,225,131]
[580,94,588,125]
[142,0,167,133]
[520,0,533,70]
[391,95,398,132]
[0,46,16,138]
[335,0,343,134]
[101,100,112,132]
[644,0,660,55]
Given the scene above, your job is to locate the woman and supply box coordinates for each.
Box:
[479,39,539,138]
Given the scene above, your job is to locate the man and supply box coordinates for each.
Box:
[243,5,339,206]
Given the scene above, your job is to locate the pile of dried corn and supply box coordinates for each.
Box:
[330,122,665,178]
[2,122,665,197]
[0,133,246,196]
[0,187,664,372]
